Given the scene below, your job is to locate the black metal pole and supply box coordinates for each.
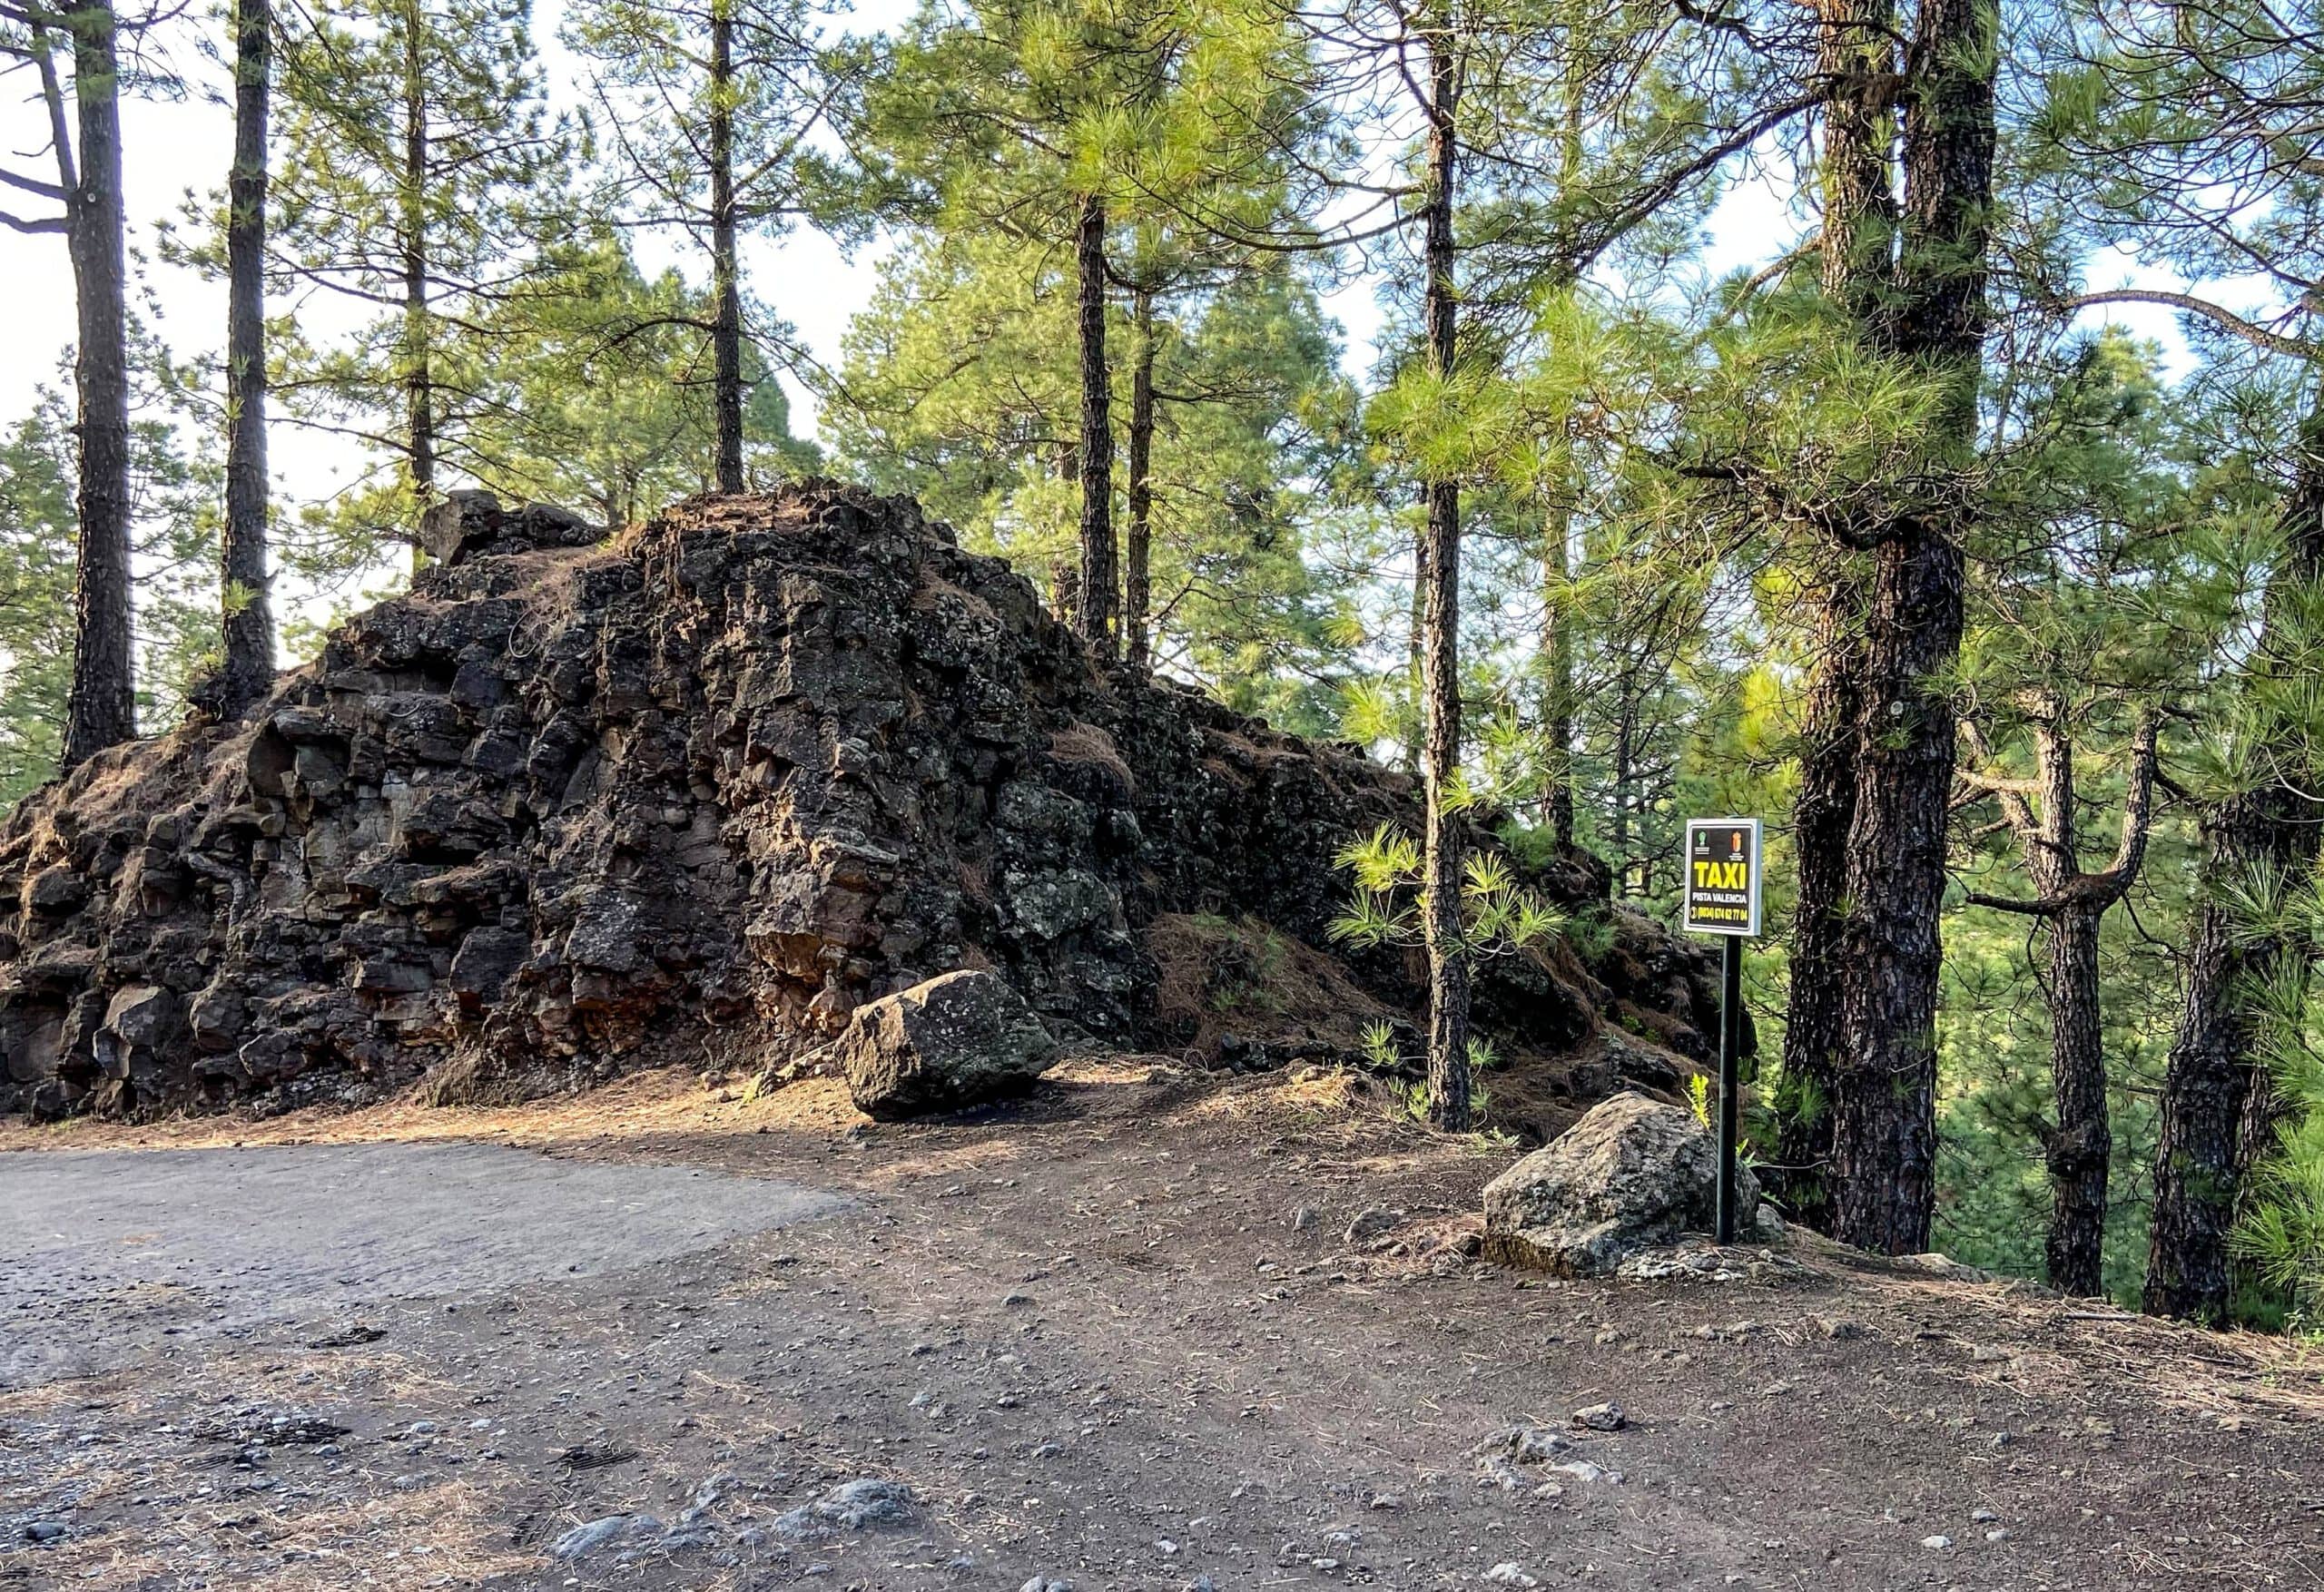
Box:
[1715,933,1743,1244]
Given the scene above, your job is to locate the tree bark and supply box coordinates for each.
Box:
[2146,795,2290,1321]
[1776,584,1863,1231]
[1075,193,1116,655]
[1777,0,1894,1224]
[1610,691,1634,892]
[60,0,135,769]
[709,0,743,494]
[1418,25,1471,1132]
[221,0,276,717]
[1829,534,1962,1254]
[1541,497,1574,851]
[1817,0,1898,321]
[2045,899,2110,1294]
[1124,287,1156,670]
[2146,403,2324,1321]
[399,3,435,540]
[1827,0,1994,1254]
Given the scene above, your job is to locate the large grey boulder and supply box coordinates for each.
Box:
[836,970,1059,1121]
[1482,1090,1756,1276]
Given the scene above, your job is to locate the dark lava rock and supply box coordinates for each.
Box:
[836,970,1058,1120]
[0,482,1726,1122]
[418,489,601,567]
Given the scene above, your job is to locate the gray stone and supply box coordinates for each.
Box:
[1481,1092,1758,1276]
[836,971,1059,1121]
[1550,1458,1621,1485]
[1897,1252,1991,1282]
[1571,1401,1625,1431]
[550,1514,662,1559]
[774,1477,916,1537]
[1471,1425,1571,1466]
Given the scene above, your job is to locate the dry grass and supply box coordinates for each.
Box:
[1145,910,1398,1056]
[1048,722,1137,796]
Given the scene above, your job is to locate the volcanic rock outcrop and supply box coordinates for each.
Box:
[0,483,1728,1122]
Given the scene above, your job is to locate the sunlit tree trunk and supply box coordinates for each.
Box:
[1417,22,1471,1131]
[60,1,135,768]
[221,0,276,715]
[709,0,743,493]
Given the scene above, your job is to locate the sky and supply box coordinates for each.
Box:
[0,1,2213,572]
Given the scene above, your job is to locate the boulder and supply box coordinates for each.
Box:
[836,970,1059,1120]
[417,490,600,567]
[1481,1091,1756,1276]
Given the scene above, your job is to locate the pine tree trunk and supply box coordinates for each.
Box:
[1779,0,1894,1231]
[2146,405,2324,1321]
[1125,288,1155,670]
[1075,193,1116,656]
[61,0,135,770]
[1828,533,1961,1254]
[2046,899,2110,1296]
[2013,709,2112,1298]
[1418,26,1470,1132]
[1541,501,1574,851]
[220,0,275,717]
[1610,695,1634,893]
[1817,0,1898,321]
[1776,588,1862,1231]
[1405,529,1427,773]
[1827,0,1994,1254]
[709,0,743,494]
[2146,795,2285,1321]
[399,5,435,542]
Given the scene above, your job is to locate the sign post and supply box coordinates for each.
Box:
[1682,818,1761,1244]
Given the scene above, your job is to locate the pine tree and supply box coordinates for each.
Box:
[221,0,276,713]
[2032,0,2324,1319]
[270,0,571,548]
[564,0,841,495]
[826,224,1351,704]
[862,0,1330,659]
[470,229,820,522]
[2,0,141,766]
[1823,0,1997,1254]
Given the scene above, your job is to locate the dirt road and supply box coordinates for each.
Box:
[3,1062,2319,1590]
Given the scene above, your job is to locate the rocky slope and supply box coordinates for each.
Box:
[0,483,1728,1122]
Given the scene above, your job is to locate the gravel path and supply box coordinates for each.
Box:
[2,1069,2319,1591]
[0,1141,850,1387]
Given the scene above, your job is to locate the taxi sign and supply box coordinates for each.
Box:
[1683,818,1761,938]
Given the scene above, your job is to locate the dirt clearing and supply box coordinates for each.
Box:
[2,1062,2319,1590]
